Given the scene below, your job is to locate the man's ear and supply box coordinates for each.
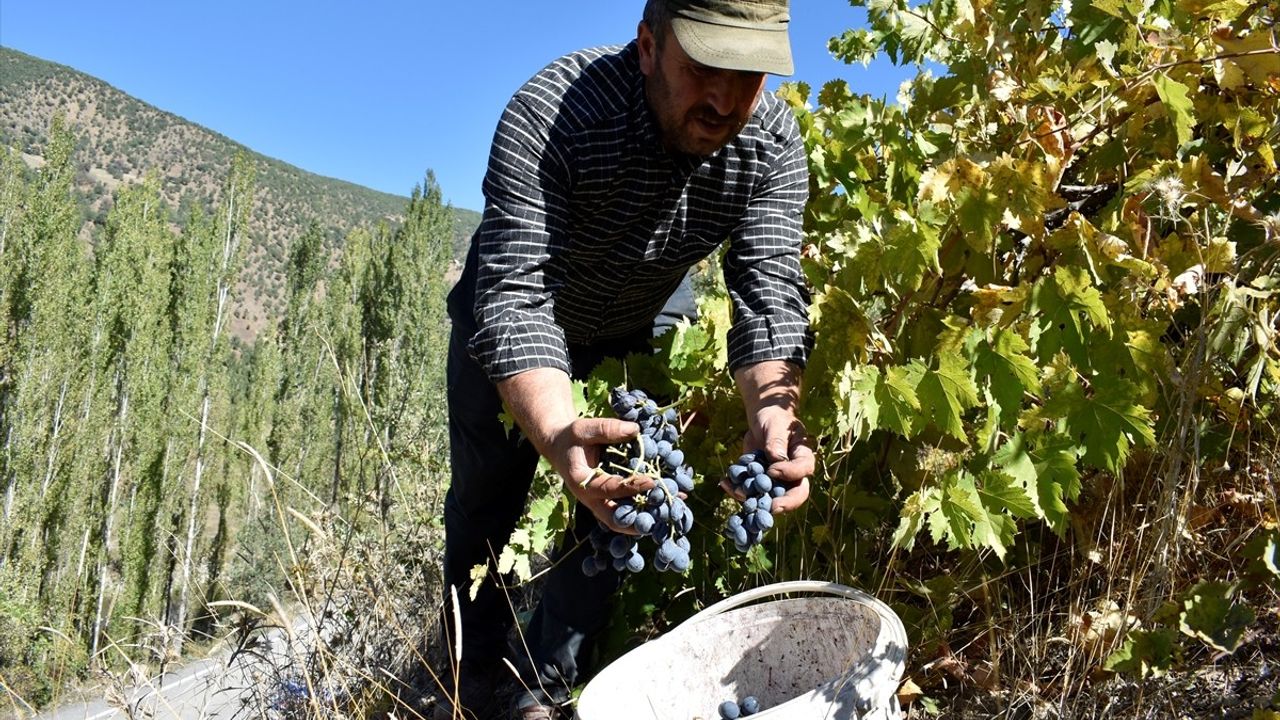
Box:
[637,21,657,76]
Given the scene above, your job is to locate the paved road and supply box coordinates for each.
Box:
[34,654,252,720]
[32,626,301,720]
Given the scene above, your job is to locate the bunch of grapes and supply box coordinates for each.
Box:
[723,450,784,553]
[581,387,696,576]
[718,695,761,718]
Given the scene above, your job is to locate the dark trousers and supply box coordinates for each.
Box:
[441,274,697,706]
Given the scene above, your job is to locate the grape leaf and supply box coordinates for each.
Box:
[1153,73,1196,147]
[1031,266,1112,363]
[1179,581,1254,653]
[912,354,980,442]
[881,208,942,292]
[893,486,941,550]
[977,470,1038,519]
[875,364,922,438]
[957,185,1003,252]
[974,328,1041,428]
[836,363,881,438]
[994,432,1082,533]
[1104,628,1178,678]
[1042,373,1154,472]
[939,471,1016,558]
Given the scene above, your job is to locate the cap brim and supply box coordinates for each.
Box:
[670,16,794,76]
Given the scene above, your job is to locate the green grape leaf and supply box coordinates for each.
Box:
[1043,373,1154,472]
[1104,629,1178,678]
[939,472,1015,558]
[974,328,1041,429]
[956,186,1003,252]
[1153,73,1197,147]
[893,486,941,551]
[994,433,1082,533]
[881,208,942,292]
[912,354,980,442]
[1179,581,1254,653]
[1031,266,1112,363]
[836,363,881,439]
[977,470,1038,519]
[875,364,922,438]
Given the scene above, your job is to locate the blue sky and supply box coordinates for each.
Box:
[0,1,912,212]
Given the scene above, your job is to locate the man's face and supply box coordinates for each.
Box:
[638,22,766,157]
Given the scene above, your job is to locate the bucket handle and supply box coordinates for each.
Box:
[680,580,894,629]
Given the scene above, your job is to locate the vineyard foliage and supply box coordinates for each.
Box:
[507,0,1280,693]
[0,123,455,705]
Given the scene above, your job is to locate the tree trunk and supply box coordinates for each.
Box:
[91,382,127,660]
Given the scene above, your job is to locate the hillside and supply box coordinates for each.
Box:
[0,46,481,343]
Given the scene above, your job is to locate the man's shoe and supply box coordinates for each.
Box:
[428,662,498,720]
[513,704,560,720]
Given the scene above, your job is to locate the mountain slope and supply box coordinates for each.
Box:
[0,46,480,342]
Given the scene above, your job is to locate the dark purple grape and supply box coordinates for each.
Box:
[633,512,655,534]
[609,535,633,559]
[612,504,636,527]
[625,552,645,573]
[671,550,690,572]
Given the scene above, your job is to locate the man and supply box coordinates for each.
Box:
[437,1,814,717]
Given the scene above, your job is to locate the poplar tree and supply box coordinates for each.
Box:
[90,176,176,640]
[168,153,254,652]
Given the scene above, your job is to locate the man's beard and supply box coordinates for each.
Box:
[646,63,749,157]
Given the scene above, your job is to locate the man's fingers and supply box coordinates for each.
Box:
[572,418,640,445]
[769,477,811,514]
[766,454,815,485]
[588,471,653,498]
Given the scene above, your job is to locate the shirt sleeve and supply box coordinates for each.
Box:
[723,110,814,372]
[466,93,574,381]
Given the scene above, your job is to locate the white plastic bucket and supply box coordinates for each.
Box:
[575,580,908,720]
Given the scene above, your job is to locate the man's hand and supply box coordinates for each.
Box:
[732,406,813,513]
[495,368,652,533]
[543,417,655,532]
[727,360,815,514]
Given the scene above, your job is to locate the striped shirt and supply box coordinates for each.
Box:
[453,40,813,381]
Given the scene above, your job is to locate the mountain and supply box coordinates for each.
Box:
[0,46,481,343]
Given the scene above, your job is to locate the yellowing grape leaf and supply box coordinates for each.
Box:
[1153,73,1197,147]
[1215,30,1280,88]
[893,486,941,550]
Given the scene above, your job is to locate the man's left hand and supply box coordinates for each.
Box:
[721,405,814,514]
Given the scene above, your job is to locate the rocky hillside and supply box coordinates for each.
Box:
[0,46,480,343]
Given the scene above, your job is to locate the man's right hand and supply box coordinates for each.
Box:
[495,367,655,533]
[544,417,655,533]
